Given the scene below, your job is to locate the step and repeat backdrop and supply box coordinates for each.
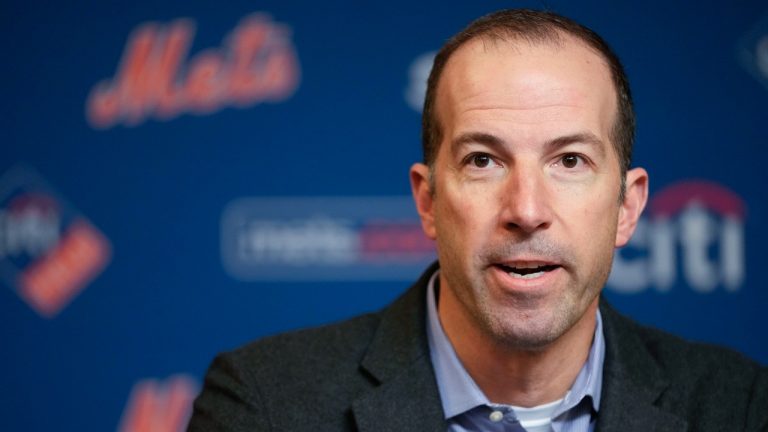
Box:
[2,0,767,430]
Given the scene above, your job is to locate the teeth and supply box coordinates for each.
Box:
[498,263,559,279]
[508,270,545,279]
[508,263,544,269]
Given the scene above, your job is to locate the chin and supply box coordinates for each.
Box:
[482,301,583,351]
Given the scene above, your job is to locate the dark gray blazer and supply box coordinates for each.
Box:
[188,265,768,431]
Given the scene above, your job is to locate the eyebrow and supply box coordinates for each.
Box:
[450,131,607,157]
[450,132,504,154]
[547,132,606,156]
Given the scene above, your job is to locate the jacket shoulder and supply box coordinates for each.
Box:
[229,312,381,381]
[188,312,383,431]
[601,303,768,430]
[630,317,765,386]
[639,322,768,430]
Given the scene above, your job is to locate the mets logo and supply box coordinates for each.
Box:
[86,12,300,129]
[117,375,198,432]
[608,180,745,294]
[0,166,111,317]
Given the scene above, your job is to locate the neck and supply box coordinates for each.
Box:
[437,280,598,407]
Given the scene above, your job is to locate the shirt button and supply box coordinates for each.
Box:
[489,410,504,422]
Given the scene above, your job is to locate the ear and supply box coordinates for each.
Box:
[410,163,437,240]
[615,167,649,247]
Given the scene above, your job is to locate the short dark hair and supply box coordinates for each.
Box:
[421,9,635,195]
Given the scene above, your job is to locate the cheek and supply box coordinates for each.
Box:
[435,185,493,245]
[561,198,618,282]
[563,191,619,241]
[435,194,468,237]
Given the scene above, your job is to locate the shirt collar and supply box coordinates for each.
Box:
[425,269,605,420]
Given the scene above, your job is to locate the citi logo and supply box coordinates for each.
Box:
[117,375,198,432]
[86,13,300,129]
[608,180,745,294]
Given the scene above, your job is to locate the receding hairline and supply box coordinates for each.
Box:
[431,32,619,149]
[421,9,635,201]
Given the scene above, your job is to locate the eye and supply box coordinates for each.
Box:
[467,153,495,168]
[559,153,582,168]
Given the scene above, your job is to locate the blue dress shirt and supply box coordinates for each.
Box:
[425,270,605,432]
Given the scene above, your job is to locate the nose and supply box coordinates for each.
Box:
[499,166,553,234]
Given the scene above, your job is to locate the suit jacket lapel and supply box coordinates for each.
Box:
[352,263,447,432]
[596,301,688,432]
[352,354,446,432]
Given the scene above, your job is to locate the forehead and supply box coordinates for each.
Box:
[435,35,617,145]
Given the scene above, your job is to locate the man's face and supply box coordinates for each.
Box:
[411,36,647,349]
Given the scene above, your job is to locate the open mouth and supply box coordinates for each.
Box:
[494,263,561,280]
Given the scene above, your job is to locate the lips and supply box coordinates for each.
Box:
[493,262,562,280]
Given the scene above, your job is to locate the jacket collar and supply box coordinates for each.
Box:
[596,300,688,432]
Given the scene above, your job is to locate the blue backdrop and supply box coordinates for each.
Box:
[2,1,767,431]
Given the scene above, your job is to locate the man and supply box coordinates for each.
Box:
[188,9,767,432]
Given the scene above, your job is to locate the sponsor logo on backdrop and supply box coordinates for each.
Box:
[221,197,435,281]
[404,51,435,112]
[0,165,111,317]
[608,180,746,294]
[117,375,198,432]
[87,13,300,129]
[737,12,768,90]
